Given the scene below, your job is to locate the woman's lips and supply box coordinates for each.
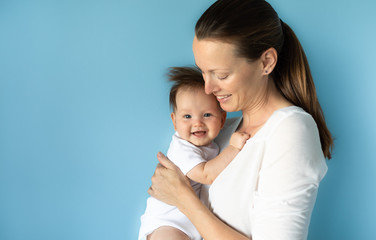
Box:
[216,94,231,103]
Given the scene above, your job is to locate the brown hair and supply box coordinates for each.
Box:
[195,0,333,159]
[168,66,206,112]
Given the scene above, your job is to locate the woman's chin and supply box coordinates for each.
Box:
[220,104,238,113]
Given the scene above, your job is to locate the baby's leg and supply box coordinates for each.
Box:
[147,226,190,240]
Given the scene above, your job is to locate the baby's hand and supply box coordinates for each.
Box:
[229,131,250,150]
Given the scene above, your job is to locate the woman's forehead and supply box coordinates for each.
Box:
[193,37,240,71]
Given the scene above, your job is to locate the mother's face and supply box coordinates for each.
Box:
[192,36,266,113]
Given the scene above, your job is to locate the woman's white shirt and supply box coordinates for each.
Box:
[200,106,328,240]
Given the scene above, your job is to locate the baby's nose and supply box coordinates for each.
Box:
[193,118,204,126]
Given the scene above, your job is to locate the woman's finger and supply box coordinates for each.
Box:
[157,152,176,169]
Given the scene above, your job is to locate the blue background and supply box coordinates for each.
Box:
[1,0,375,239]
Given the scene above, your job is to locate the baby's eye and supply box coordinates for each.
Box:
[203,113,212,117]
[184,114,192,119]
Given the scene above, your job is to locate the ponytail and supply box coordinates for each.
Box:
[274,20,333,159]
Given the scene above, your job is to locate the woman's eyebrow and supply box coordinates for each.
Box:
[194,64,223,73]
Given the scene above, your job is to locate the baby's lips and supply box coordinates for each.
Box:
[192,130,207,137]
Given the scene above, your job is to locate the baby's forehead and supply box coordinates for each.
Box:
[175,87,222,111]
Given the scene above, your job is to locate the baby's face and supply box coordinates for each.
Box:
[171,87,226,146]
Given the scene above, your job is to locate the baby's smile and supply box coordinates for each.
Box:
[192,130,207,137]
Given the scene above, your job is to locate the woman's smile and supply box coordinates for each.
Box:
[215,94,232,103]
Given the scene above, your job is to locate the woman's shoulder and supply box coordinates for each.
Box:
[263,106,324,165]
[272,105,313,122]
[262,106,327,180]
[264,106,317,139]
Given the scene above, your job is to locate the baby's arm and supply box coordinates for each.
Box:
[187,132,250,184]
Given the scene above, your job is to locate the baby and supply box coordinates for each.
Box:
[138,67,249,240]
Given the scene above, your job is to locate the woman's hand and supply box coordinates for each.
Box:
[148,152,195,207]
[148,153,249,240]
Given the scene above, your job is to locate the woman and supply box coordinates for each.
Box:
[148,0,333,239]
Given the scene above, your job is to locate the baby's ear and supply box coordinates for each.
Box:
[171,112,177,131]
[220,111,227,128]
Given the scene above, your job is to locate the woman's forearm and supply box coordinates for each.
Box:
[177,191,250,240]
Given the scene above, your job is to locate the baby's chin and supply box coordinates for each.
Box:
[189,138,214,147]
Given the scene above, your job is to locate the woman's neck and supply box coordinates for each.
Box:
[238,81,292,136]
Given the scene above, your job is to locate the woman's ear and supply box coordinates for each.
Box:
[261,47,278,75]
[171,112,177,131]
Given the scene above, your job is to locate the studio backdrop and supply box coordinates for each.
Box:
[1,0,375,239]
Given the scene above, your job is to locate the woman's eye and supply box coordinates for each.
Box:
[217,75,228,80]
[203,113,212,117]
[184,115,192,119]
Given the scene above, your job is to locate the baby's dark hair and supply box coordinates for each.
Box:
[168,66,206,112]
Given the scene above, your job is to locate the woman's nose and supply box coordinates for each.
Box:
[204,76,216,95]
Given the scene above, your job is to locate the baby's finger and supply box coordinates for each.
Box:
[239,132,251,139]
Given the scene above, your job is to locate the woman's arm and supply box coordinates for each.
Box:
[148,152,250,240]
[187,132,250,184]
[250,113,327,239]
